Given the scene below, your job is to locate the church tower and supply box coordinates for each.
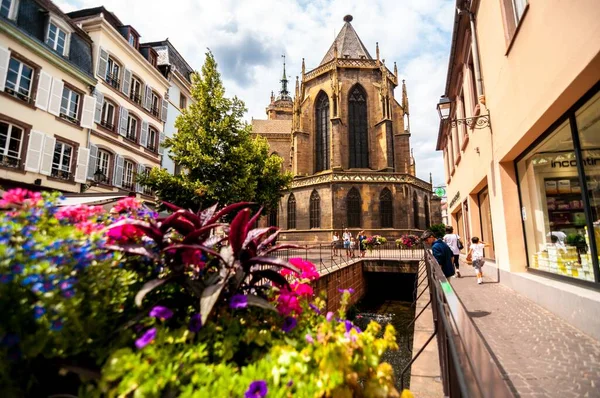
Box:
[252,16,438,242]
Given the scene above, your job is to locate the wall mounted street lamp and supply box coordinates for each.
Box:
[81,169,107,192]
[436,95,491,129]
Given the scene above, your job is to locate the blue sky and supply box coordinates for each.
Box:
[57,0,455,186]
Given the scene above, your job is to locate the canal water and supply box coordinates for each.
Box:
[349,272,416,390]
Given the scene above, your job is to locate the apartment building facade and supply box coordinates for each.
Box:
[436,0,600,338]
[0,0,97,193]
[67,7,169,198]
[145,39,193,175]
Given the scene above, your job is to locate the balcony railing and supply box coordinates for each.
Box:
[130,92,142,105]
[151,106,160,118]
[100,119,115,131]
[51,168,72,181]
[125,132,137,143]
[59,112,79,125]
[146,142,156,152]
[106,73,121,91]
[0,155,20,168]
[122,181,134,191]
[4,87,31,103]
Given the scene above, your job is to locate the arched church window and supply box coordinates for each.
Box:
[347,187,361,228]
[309,190,321,229]
[380,188,393,228]
[287,194,296,229]
[424,195,430,228]
[413,192,420,230]
[348,85,369,168]
[268,206,278,227]
[315,92,330,173]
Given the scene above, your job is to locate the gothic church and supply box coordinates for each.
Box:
[252,15,441,242]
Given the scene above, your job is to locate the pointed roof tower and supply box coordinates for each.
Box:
[320,15,372,65]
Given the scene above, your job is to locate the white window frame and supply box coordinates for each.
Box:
[128,33,135,47]
[147,127,157,150]
[126,115,138,141]
[0,0,19,20]
[0,121,23,165]
[96,149,111,181]
[5,57,34,99]
[130,76,142,103]
[123,159,135,189]
[52,141,73,177]
[106,56,121,86]
[512,0,528,24]
[60,86,80,122]
[151,92,159,114]
[46,16,72,56]
[101,100,115,128]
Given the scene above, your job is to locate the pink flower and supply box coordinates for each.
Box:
[181,249,206,270]
[288,258,319,280]
[0,189,42,207]
[56,205,104,223]
[276,289,302,316]
[113,197,141,213]
[291,282,313,297]
[106,224,144,243]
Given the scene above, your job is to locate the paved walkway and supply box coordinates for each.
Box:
[451,265,600,397]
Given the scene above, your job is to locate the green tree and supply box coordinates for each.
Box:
[139,51,292,211]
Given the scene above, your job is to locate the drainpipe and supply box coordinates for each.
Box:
[468,11,484,98]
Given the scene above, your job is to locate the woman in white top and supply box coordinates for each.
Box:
[332,232,340,256]
[443,226,462,278]
[469,236,490,285]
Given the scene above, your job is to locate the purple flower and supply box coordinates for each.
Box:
[0,274,13,284]
[287,379,294,387]
[50,320,63,331]
[230,294,248,309]
[353,325,362,333]
[33,305,45,319]
[188,313,202,332]
[245,380,268,398]
[10,264,23,274]
[59,280,72,291]
[62,289,75,299]
[21,275,40,286]
[344,320,353,333]
[149,306,173,320]
[135,328,157,349]
[305,333,314,344]
[338,288,355,294]
[282,317,297,333]
[309,303,321,314]
[326,312,334,322]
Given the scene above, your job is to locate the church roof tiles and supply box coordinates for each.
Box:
[320,15,372,65]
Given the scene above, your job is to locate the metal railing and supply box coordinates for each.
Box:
[400,249,514,397]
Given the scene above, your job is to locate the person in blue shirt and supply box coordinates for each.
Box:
[421,230,455,278]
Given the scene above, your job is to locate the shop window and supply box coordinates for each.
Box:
[517,119,594,282]
[478,187,495,260]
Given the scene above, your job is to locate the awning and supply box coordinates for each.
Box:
[58,194,127,207]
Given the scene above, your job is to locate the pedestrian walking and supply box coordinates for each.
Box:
[350,237,357,258]
[467,237,489,284]
[332,232,340,256]
[443,226,462,278]
[343,228,352,258]
[358,230,367,258]
[421,230,455,278]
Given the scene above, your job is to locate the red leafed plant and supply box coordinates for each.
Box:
[104,201,302,325]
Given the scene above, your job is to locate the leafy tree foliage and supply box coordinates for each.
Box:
[139,51,292,211]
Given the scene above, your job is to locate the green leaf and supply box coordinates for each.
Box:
[200,278,226,325]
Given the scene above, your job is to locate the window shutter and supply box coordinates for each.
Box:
[94,89,104,124]
[118,107,129,137]
[144,85,152,110]
[74,147,90,183]
[80,95,96,129]
[87,143,98,180]
[140,121,149,147]
[39,134,56,176]
[0,46,9,92]
[24,130,45,172]
[161,96,168,122]
[35,70,52,111]
[97,47,109,79]
[136,163,144,192]
[47,78,64,116]
[158,132,166,155]
[122,68,132,96]
[113,154,124,187]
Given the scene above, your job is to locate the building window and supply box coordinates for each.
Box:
[501,0,528,46]
[314,92,330,173]
[424,195,430,228]
[512,0,527,24]
[52,141,72,180]
[517,89,600,283]
[268,207,278,227]
[348,85,369,168]
[0,0,19,20]
[309,190,321,229]
[60,87,80,123]
[147,127,157,151]
[380,188,393,228]
[347,187,361,228]
[128,33,135,47]
[101,100,116,131]
[179,93,187,109]
[122,159,135,190]
[149,53,156,67]
[413,192,420,230]
[130,76,142,104]
[5,57,34,102]
[126,115,138,142]
[151,92,160,117]
[287,193,296,229]
[95,149,111,183]
[0,121,23,168]
[106,57,121,90]
[46,21,68,56]
[142,167,153,195]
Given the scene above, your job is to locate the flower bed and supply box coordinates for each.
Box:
[0,189,411,397]
[395,234,420,249]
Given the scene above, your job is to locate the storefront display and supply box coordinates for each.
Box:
[516,89,600,284]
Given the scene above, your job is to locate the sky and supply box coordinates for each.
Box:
[57,0,455,187]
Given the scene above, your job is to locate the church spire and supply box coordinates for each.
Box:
[277,54,292,102]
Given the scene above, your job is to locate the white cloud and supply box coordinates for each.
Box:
[58,0,454,186]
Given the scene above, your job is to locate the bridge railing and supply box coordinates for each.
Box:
[401,249,514,397]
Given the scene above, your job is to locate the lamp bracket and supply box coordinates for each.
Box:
[445,114,490,129]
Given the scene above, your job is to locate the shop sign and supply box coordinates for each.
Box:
[434,187,446,197]
[449,191,461,208]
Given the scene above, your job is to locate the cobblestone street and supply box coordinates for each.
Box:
[451,266,600,397]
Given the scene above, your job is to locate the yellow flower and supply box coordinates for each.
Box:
[401,389,415,398]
